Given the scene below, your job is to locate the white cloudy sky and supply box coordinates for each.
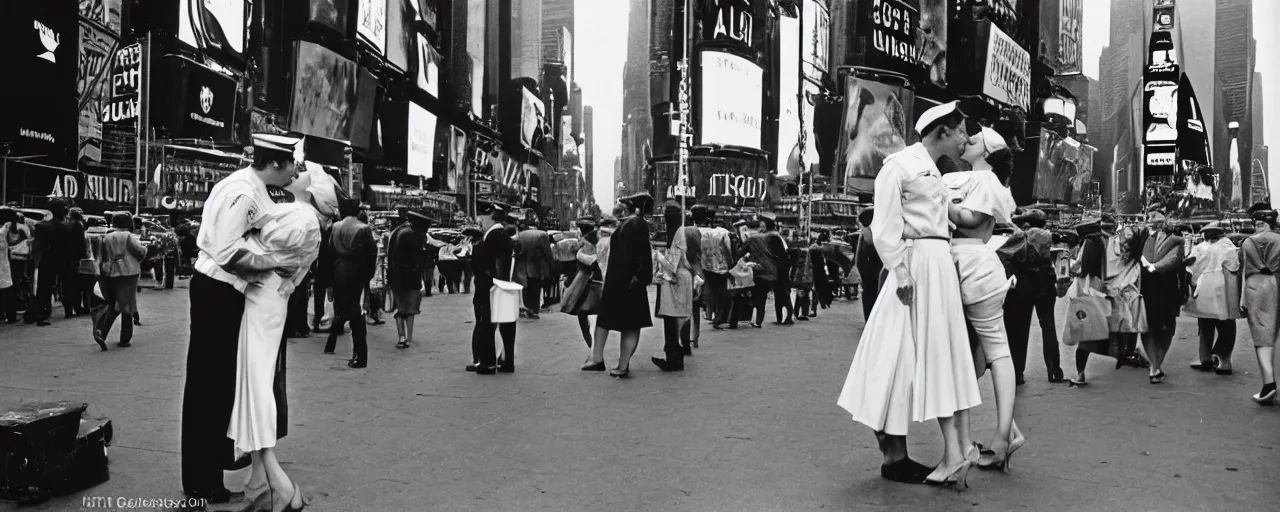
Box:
[580,0,1278,206]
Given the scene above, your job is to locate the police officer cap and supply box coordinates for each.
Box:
[251,133,303,154]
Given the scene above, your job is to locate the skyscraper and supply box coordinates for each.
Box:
[584,105,595,196]
[1216,0,1255,201]
[618,0,651,196]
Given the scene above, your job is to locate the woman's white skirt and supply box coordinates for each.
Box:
[837,239,981,435]
[228,275,291,453]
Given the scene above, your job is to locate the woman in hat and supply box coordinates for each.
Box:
[591,193,654,377]
[941,127,1024,472]
[1240,206,1280,403]
[1183,221,1240,374]
[1065,219,1127,388]
[836,102,981,487]
[1139,210,1186,384]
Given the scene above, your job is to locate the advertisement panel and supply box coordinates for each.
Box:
[4,0,79,165]
[307,0,350,35]
[978,23,1031,110]
[416,34,440,97]
[778,14,801,177]
[1038,0,1060,71]
[465,0,486,116]
[654,156,770,207]
[1033,130,1095,204]
[358,0,388,55]
[1143,78,1178,144]
[289,41,357,142]
[79,19,118,163]
[1058,0,1083,75]
[801,0,830,83]
[698,51,763,149]
[519,86,545,149]
[917,0,948,88]
[6,160,134,211]
[836,75,913,195]
[79,0,123,33]
[102,44,142,124]
[700,0,763,56]
[856,0,921,79]
[1153,7,1175,32]
[407,102,437,178]
[350,68,380,150]
[147,153,243,210]
[385,0,413,73]
[177,0,246,62]
[152,57,238,142]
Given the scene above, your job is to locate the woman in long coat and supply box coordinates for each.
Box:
[562,220,602,350]
[1183,222,1240,374]
[595,193,655,378]
[1240,208,1280,404]
[1139,211,1185,384]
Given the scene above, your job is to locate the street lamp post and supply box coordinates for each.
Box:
[676,0,693,229]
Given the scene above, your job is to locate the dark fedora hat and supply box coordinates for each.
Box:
[620,192,654,212]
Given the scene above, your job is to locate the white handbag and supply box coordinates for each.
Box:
[490,259,523,323]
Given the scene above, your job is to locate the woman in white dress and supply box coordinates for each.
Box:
[837,102,982,487]
[228,168,340,512]
[941,128,1024,473]
[1182,222,1240,374]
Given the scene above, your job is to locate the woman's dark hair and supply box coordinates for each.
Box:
[584,230,599,245]
[988,149,1016,185]
[252,150,292,171]
[858,209,874,226]
[113,212,134,230]
[338,198,361,218]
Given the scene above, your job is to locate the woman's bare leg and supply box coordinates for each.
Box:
[590,326,609,363]
[617,329,640,370]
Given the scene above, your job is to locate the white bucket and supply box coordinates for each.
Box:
[490,279,524,323]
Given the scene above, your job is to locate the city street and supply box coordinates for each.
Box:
[1,281,1277,512]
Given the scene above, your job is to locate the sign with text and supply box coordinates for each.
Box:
[858,0,921,78]
[978,22,1031,110]
[698,50,763,149]
[654,156,770,207]
[1058,0,1083,75]
[5,0,80,165]
[357,0,388,55]
[148,155,242,210]
[79,19,118,163]
[103,43,142,124]
[700,0,760,55]
[152,56,238,142]
[3,160,133,210]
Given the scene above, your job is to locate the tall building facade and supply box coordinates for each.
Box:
[584,105,594,196]
[618,0,652,196]
[1216,0,1255,202]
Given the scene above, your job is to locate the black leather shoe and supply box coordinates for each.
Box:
[651,357,684,372]
[466,364,496,374]
[880,458,933,484]
[347,359,367,368]
[581,361,606,371]
[497,365,514,373]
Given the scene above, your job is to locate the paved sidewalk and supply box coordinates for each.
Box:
[0,284,1276,511]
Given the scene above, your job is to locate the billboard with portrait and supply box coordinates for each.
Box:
[288,41,356,142]
[177,0,247,63]
[698,50,764,149]
[835,74,914,196]
[1143,79,1178,144]
[307,0,351,36]
[385,0,414,73]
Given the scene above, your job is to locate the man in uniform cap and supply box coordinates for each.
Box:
[182,133,303,503]
[467,200,517,374]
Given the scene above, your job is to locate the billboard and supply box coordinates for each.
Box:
[151,56,239,142]
[978,23,1032,110]
[654,156,770,207]
[307,0,351,36]
[407,102,437,178]
[79,19,118,163]
[917,0,948,88]
[4,0,80,165]
[385,0,414,73]
[835,74,913,195]
[1058,0,1083,75]
[357,0,388,55]
[1033,129,1095,204]
[177,0,247,63]
[288,41,357,142]
[801,0,830,83]
[416,33,440,97]
[698,51,764,149]
[856,0,922,79]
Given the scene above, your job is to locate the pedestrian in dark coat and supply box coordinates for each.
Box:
[466,200,516,374]
[514,226,556,318]
[593,193,654,377]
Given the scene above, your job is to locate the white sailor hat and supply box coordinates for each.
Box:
[251,133,304,154]
[914,100,966,136]
[976,127,1009,152]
